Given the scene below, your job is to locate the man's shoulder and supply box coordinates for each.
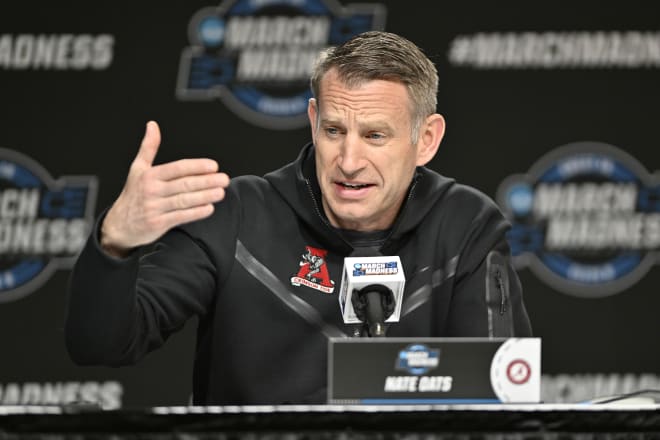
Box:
[230,174,267,186]
[445,182,499,211]
[413,172,510,256]
[227,174,275,197]
[418,167,499,213]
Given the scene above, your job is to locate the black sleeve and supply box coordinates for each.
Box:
[64,213,218,366]
[444,193,533,337]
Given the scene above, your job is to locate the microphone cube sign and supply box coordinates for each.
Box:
[340,256,406,324]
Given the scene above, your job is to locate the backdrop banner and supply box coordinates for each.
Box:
[1,0,658,407]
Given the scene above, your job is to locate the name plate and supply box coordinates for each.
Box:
[328,337,540,404]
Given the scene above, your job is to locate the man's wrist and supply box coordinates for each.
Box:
[99,220,133,258]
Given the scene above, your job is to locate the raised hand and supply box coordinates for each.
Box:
[100,121,230,257]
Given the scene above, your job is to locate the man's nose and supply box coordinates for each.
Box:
[338,134,365,176]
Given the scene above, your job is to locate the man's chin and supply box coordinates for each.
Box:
[329,211,377,231]
[322,198,378,229]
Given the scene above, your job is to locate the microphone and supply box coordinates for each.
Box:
[338,256,406,337]
[352,284,395,336]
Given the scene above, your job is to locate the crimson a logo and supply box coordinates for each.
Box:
[176,0,386,129]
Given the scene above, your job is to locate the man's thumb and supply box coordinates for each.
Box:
[136,120,162,166]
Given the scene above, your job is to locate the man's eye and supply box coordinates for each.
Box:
[367,132,385,140]
[325,127,339,135]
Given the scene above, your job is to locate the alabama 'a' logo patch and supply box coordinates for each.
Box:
[291,246,335,294]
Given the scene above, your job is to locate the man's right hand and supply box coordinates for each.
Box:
[100,121,230,258]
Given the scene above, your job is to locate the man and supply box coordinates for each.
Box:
[66,31,532,405]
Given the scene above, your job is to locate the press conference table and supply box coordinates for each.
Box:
[2,403,660,439]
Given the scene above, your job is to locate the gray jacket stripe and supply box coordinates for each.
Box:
[402,256,459,317]
[235,240,348,339]
[401,284,432,317]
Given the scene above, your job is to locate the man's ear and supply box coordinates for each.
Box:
[308,98,318,141]
[416,113,446,166]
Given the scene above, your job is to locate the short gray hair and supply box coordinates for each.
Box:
[310,31,438,143]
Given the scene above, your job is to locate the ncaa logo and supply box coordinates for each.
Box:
[395,344,439,376]
[0,149,97,303]
[176,0,386,129]
[496,141,660,297]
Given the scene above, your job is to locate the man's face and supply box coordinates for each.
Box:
[308,69,434,232]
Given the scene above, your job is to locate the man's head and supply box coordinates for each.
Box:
[310,31,439,144]
[308,31,445,232]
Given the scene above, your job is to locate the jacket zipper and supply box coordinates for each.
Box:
[383,176,419,245]
[494,267,507,315]
[304,178,353,248]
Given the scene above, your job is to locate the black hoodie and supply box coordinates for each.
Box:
[66,143,532,405]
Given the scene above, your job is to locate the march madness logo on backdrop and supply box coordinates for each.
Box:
[291,245,335,293]
[0,148,97,303]
[496,141,660,297]
[176,0,386,129]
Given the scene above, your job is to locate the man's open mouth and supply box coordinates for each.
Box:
[338,182,373,189]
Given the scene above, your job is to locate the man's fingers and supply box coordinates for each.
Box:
[157,172,230,197]
[135,121,162,167]
[153,158,219,181]
[161,187,227,212]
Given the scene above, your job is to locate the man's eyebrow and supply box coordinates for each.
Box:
[319,118,344,126]
[318,117,395,132]
[359,120,394,132]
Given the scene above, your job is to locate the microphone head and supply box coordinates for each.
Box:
[351,284,395,322]
[339,255,406,324]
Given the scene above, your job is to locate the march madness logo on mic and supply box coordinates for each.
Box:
[0,148,97,303]
[496,141,660,297]
[176,0,386,129]
[353,260,398,276]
